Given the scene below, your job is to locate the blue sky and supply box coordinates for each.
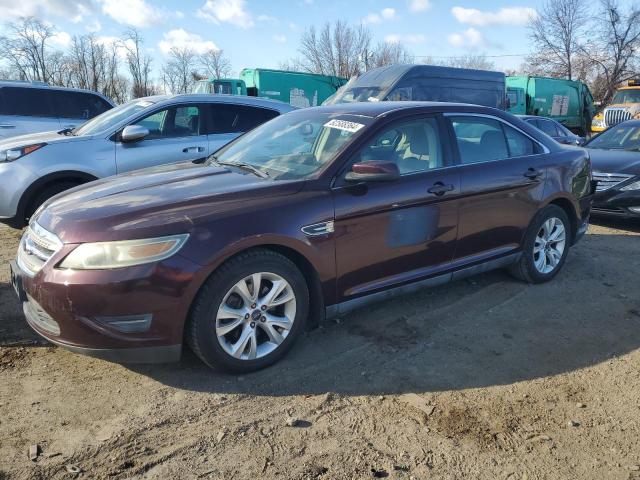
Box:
[0,0,545,76]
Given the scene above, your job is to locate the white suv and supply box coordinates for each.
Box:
[0,94,295,227]
[0,81,114,139]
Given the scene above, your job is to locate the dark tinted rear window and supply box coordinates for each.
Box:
[0,87,55,117]
[538,119,560,137]
[52,91,112,119]
[208,104,279,134]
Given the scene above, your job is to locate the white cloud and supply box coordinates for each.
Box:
[0,0,93,21]
[409,0,431,12]
[257,14,277,23]
[272,34,287,43]
[158,29,218,55]
[385,33,426,44]
[100,0,168,28]
[451,6,537,26]
[363,7,397,25]
[448,27,485,48]
[50,31,72,47]
[197,0,254,28]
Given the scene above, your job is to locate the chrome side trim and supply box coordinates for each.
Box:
[442,112,551,155]
[301,221,335,237]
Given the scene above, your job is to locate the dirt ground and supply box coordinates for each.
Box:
[1,217,640,480]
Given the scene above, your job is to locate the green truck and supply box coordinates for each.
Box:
[506,76,595,136]
[194,69,347,108]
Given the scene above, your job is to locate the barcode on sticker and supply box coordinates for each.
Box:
[324,119,365,133]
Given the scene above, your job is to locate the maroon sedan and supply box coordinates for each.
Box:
[11,102,593,372]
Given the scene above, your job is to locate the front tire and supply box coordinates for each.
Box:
[186,249,309,373]
[509,205,572,284]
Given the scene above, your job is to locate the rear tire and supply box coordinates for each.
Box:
[509,205,572,284]
[186,249,309,373]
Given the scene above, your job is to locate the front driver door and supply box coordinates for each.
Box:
[115,103,209,173]
[331,114,461,303]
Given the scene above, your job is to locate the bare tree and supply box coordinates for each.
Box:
[369,42,414,68]
[441,54,496,71]
[583,0,640,104]
[0,17,60,82]
[529,0,589,79]
[161,47,199,94]
[200,49,232,79]
[121,28,153,98]
[296,21,373,77]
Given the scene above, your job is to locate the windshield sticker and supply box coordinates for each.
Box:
[324,119,365,133]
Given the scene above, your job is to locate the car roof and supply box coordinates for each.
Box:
[307,101,495,118]
[148,93,297,112]
[518,115,558,122]
[0,80,114,104]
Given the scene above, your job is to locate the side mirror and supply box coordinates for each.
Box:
[345,161,400,182]
[121,125,149,143]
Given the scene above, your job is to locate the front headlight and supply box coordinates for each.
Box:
[0,143,46,162]
[59,234,189,270]
[621,179,640,191]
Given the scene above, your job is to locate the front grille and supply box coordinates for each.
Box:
[604,107,632,127]
[16,222,62,276]
[592,172,634,192]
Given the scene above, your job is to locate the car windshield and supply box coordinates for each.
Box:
[74,99,156,136]
[611,90,640,104]
[586,123,640,150]
[208,110,374,179]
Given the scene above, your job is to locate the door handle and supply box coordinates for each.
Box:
[183,146,205,153]
[427,182,455,196]
[523,168,542,180]
[0,124,15,129]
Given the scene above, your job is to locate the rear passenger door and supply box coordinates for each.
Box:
[51,90,113,130]
[206,103,279,153]
[0,87,60,138]
[115,103,209,173]
[445,114,548,263]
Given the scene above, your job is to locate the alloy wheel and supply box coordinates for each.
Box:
[215,272,297,360]
[533,217,566,274]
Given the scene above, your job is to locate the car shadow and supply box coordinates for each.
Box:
[590,214,640,233]
[3,225,640,396]
[125,227,640,397]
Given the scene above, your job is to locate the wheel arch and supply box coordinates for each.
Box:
[17,170,98,224]
[544,195,579,242]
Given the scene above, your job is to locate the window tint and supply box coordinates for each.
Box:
[132,105,202,140]
[0,87,55,117]
[538,119,560,137]
[52,91,112,119]
[208,104,279,134]
[352,117,443,175]
[504,124,537,157]
[449,117,509,164]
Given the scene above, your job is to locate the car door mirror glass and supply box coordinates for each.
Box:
[345,161,400,182]
[121,125,149,143]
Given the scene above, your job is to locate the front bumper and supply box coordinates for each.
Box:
[10,250,206,363]
[592,188,640,218]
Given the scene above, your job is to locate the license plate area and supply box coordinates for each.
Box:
[9,261,26,302]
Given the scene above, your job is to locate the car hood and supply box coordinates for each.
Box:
[35,161,305,243]
[0,130,88,149]
[588,148,640,176]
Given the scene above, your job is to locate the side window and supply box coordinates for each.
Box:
[449,116,509,164]
[209,104,279,134]
[52,91,112,119]
[132,105,202,140]
[538,119,560,137]
[504,124,538,157]
[352,117,443,175]
[0,87,55,117]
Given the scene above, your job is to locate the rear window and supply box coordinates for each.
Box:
[0,87,55,117]
[51,91,112,119]
[208,104,279,134]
